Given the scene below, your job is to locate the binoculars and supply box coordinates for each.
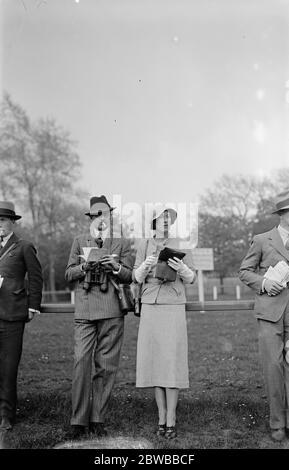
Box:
[83,261,109,293]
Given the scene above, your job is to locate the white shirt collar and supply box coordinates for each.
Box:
[278,224,289,244]
[1,231,14,246]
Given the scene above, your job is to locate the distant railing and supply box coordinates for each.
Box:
[40,300,255,314]
[42,290,72,303]
[42,280,253,304]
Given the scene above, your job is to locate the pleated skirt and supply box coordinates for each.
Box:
[136,304,189,388]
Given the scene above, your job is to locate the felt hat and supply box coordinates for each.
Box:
[272,189,289,214]
[85,195,116,217]
[0,201,22,220]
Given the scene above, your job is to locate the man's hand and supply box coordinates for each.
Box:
[99,255,120,272]
[82,261,98,272]
[28,308,40,322]
[264,279,284,296]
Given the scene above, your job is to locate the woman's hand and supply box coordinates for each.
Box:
[143,255,158,269]
[135,255,157,283]
[167,257,185,272]
[168,257,195,284]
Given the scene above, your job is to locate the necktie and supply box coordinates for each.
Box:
[0,236,3,250]
[285,236,289,251]
[96,234,103,248]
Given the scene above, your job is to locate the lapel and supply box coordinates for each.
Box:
[268,227,289,263]
[85,235,97,248]
[103,236,121,254]
[0,233,19,261]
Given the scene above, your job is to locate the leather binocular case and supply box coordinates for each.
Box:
[116,284,135,314]
[134,297,141,317]
[109,278,135,314]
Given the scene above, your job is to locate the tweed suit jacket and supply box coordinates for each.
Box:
[239,227,289,322]
[65,233,134,320]
[133,237,195,305]
[0,233,43,322]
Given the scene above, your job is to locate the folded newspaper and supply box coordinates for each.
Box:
[264,261,289,287]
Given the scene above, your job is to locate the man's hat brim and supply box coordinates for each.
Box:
[85,207,116,216]
[272,204,289,214]
[0,212,21,220]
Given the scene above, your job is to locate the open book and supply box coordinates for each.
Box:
[264,261,289,287]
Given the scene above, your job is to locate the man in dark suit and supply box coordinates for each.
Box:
[239,189,289,442]
[0,201,43,431]
[65,195,134,439]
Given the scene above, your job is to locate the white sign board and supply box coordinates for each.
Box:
[192,248,214,271]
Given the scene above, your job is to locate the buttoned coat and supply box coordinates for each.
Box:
[133,238,195,305]
[65,234,134,320]
[0,233,43,321]
[239,227,289,322]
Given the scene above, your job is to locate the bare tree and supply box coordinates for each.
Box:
[199,174,264,222]
[198,170,289,290]
[0,93,85,296]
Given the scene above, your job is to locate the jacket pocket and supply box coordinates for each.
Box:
[13,287,26,295]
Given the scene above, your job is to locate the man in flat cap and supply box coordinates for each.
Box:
[0,202,43,431]
[65,195,134,439]
[239,189,289,442]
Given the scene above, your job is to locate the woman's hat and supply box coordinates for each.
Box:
[0,201,22,220]
[151,207,177,226]
[85,195,116,217]
[272,189,289,214]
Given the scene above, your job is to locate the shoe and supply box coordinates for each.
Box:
[89,422,108,437]
[69,425,86,439]
[156,424,166,437]
[165,425,177,439]
[271,428,285,442]
[0,416,13,431]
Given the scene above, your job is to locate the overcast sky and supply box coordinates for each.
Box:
[1,0,289,207]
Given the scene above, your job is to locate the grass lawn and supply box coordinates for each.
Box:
[3,309,289,449]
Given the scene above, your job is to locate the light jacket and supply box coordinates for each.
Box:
[133,237,195,305]
[239,227,289,322]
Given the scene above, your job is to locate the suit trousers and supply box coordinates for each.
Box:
[257,299,289,430]
[71,317,124,426]
[0,319,25,422]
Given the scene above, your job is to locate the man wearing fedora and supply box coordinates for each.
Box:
[0,202,43,431]
[65,195,134,438]
[239,189,289,441]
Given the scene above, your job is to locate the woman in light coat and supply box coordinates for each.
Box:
[133,208,195,439]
